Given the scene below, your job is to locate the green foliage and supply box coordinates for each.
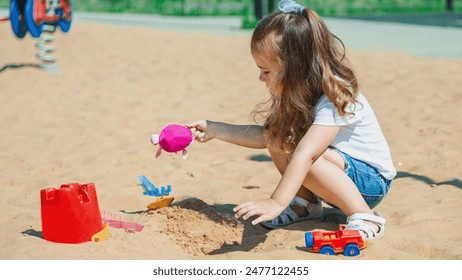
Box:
[0,0,459,15]
[1,1,457,29]
[71,0,247,16]
[307,0,451,15]
[70,0,461,16]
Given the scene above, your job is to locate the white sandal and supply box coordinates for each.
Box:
[345,212,386,240]
[261,196,323,229]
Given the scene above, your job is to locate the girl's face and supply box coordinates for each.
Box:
[252,51,283,97]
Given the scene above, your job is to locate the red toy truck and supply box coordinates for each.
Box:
[305,226,368,257]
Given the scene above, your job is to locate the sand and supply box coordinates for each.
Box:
[0,21,461,260]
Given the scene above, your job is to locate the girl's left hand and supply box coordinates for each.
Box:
[233,199,285,226]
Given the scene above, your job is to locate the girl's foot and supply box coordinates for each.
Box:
[345,212,385,240]
[261,196,323,229]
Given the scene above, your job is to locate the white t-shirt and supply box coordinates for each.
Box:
[313,93,396,180]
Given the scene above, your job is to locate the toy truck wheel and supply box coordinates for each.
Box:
[24,0,44,38]
[343,243,361,257]
[305,232,314,248]
[319,246,335,255]
[9,0,28,38]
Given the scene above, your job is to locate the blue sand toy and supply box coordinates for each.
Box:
[137,175,171,196]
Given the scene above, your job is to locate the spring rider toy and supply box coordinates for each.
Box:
[1,0,73,72]
[8,0,72,39]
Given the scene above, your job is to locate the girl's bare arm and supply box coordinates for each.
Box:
[187,120,268,149]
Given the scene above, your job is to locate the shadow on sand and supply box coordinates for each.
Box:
[0,63,40,73]
[396,171,461,189]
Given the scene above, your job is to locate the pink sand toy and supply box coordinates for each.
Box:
[100,210,144,233]
[151,124,194,159]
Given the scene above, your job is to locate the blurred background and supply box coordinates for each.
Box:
[1,0,461,28]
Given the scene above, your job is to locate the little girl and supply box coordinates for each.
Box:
[187,0,396,240]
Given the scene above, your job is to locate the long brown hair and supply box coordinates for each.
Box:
[251,9,359,153]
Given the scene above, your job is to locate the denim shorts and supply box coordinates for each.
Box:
[334,149,392,209]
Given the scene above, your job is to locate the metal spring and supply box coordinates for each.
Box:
[35,24,59,73]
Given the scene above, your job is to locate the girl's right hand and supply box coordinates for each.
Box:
[186,120,213,143]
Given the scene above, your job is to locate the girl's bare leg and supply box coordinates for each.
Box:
[268,142,373,217]
[268,142,318,217]
[301,150,373,216]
